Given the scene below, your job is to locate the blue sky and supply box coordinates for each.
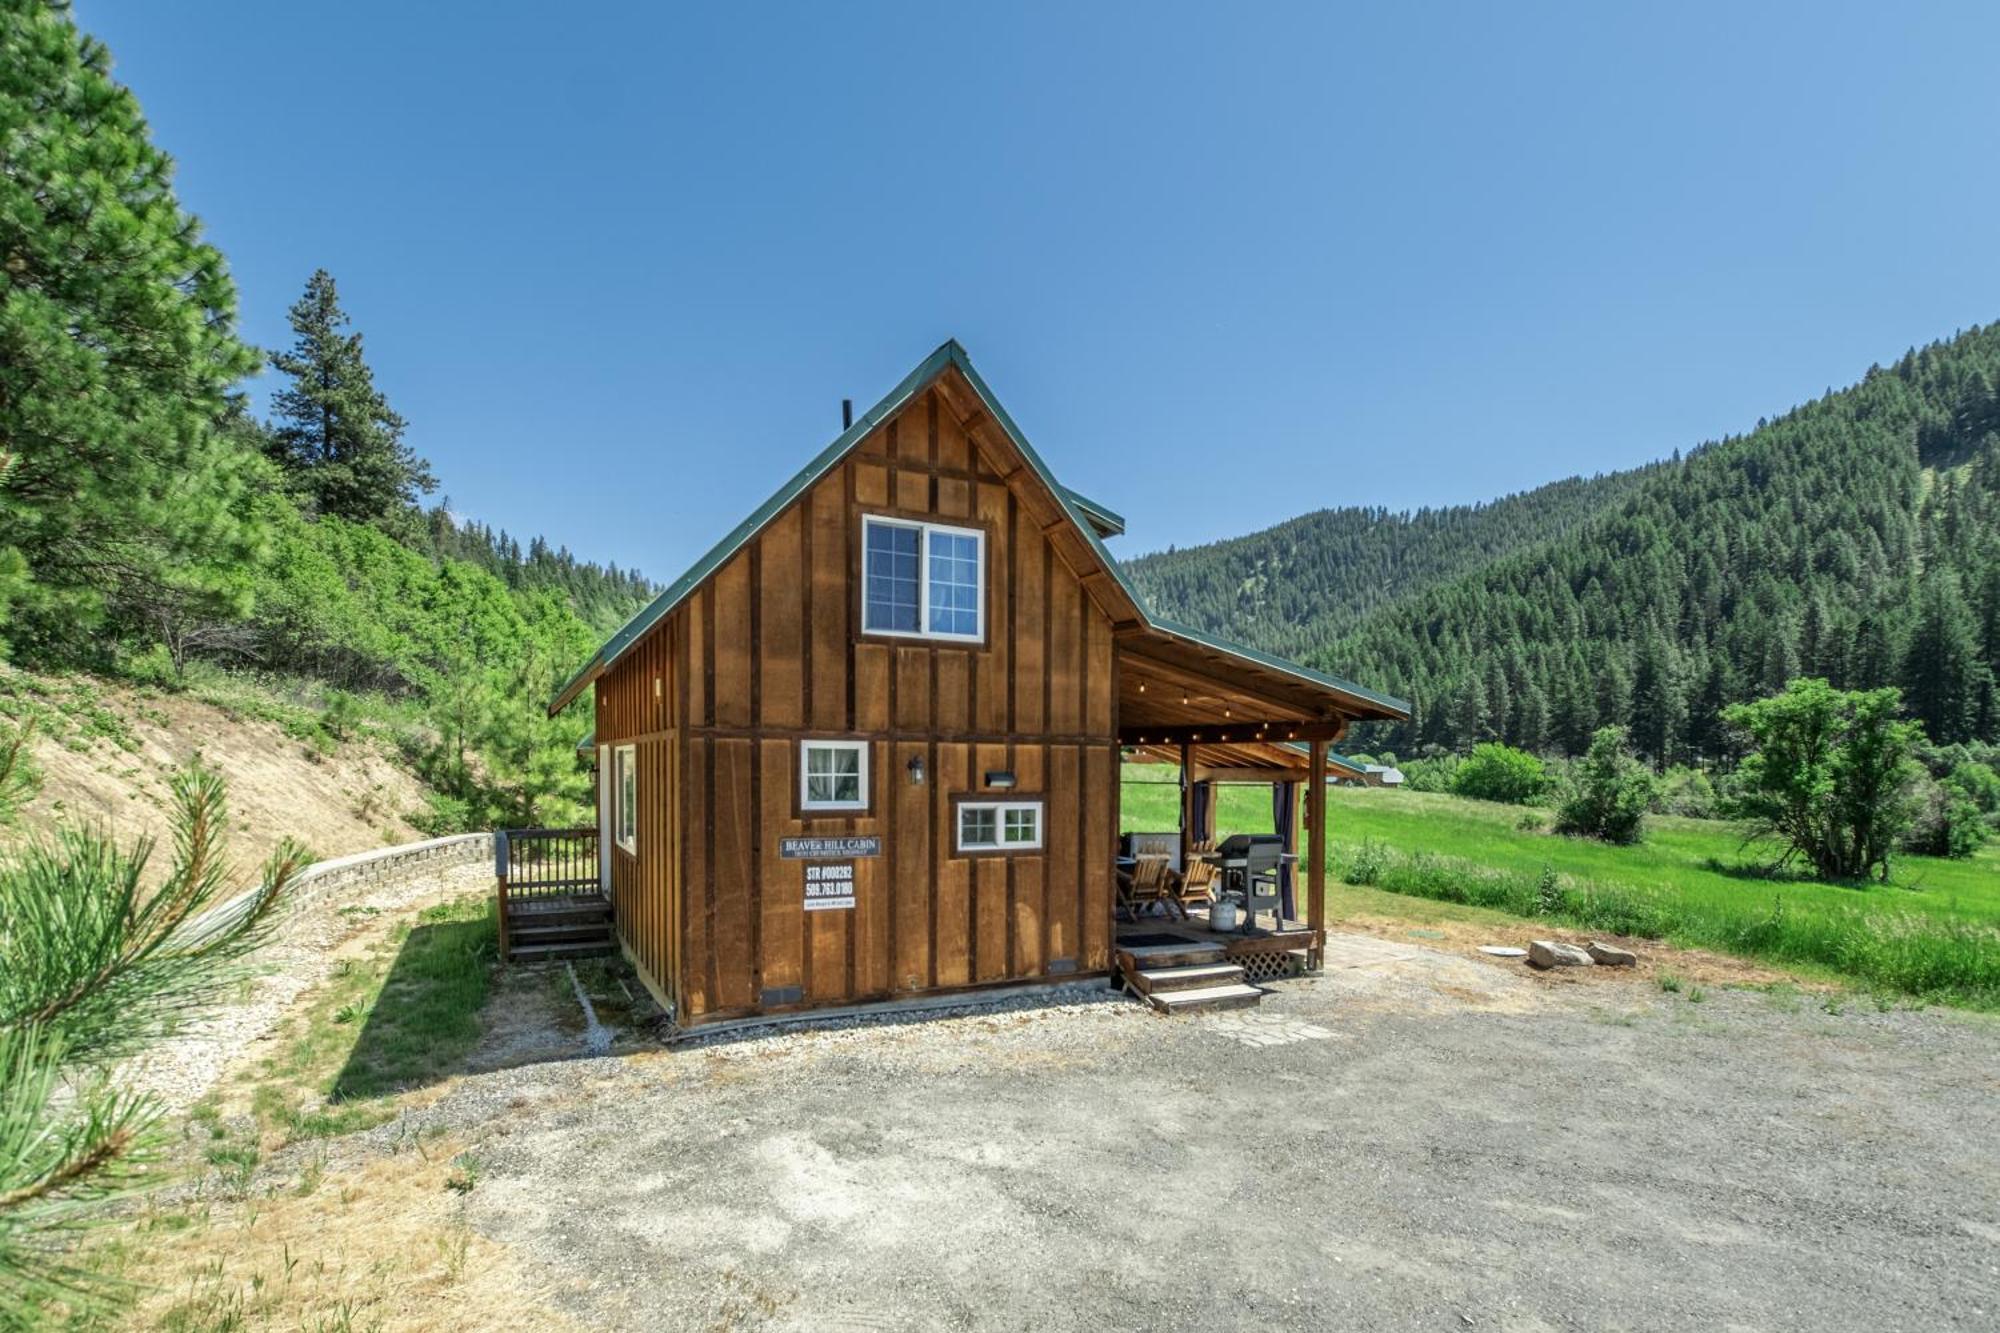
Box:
[81,1,2000,579]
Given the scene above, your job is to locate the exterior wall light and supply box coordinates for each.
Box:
[907,755,926,786]
[985,771,1016,789]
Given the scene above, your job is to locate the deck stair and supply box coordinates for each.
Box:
[1115,942,1266,1014]
[503,894,615,963]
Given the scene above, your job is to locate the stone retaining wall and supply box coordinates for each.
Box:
[189,831,494,938]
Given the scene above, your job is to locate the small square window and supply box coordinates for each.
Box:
[801,740,869,812]
[956,799,1042,853]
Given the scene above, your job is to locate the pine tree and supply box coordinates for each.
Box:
[0,0,265,660]
[268,270,435,532]
[1629,628,1687,769]
[1902,575,1989,744]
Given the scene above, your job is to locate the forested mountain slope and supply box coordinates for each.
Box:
[1318,326,2000,758]
[0,9,652,830]
[1125,466,1663,660]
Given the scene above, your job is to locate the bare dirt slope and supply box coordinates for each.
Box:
[10,673,425,869]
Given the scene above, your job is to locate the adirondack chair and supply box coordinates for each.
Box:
[1174,839,1219,915]
[1124,853,1183,920]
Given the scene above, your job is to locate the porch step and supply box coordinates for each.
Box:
[510,921,614,947]
[507,938,615,963]
[1144,982,1266,1014]
[1115,941,1227,971]
[1132,962,1247,994]
[507,900,612,929]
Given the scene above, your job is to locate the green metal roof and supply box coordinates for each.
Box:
[1062,488,1125,538]
[550,341,1408,723]
[1146,616,1410,719]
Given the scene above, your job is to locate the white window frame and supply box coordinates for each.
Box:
[800,739,870,812]
[861,514,985,643]
[613,744,638,854]
[956,799,1044,853]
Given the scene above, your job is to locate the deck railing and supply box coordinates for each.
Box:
[494,826,600,955]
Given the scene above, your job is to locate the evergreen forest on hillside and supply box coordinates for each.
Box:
[0,4,652,827]
[1134,328,2000,764]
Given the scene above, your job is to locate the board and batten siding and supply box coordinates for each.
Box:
[594,619,680,1003]
[601,383,1119,1025]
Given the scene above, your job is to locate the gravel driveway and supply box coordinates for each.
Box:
[422,935,1998,1332]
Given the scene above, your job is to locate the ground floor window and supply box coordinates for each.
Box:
[956,799,1042,852]
[800,739,869,811]
[613,744,637,853]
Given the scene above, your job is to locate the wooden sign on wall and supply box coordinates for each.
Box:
[779,835,882,860]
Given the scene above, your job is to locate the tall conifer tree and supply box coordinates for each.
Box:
[267,270,435,532]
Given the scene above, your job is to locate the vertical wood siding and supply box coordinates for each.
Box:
[601,383,1119,1024]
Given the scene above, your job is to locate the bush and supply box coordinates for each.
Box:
[1401,755,1460,793]
[1652,765,1719,819]
[1723,679,1923,882]
[1556,726,1655,844]
[1946,760,2000,816]
[1901,772,1989,859]
[1450,743,1549,805]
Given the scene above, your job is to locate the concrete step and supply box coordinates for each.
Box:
[1116,941,1227,971]
[1145,982,1265,1014]
[1133,962,1247,994]
[508,938,616,963]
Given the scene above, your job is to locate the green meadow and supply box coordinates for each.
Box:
[1120,767,2000,1006]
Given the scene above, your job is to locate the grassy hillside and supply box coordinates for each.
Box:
[0,665,458,872]
[1121,771,2000,1004]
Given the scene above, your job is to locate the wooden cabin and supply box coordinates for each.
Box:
[526,341,1407,1029]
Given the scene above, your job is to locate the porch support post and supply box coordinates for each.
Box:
[1178,741,1194,872]
[1307,739,1327,964]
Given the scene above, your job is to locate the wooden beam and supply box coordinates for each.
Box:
[1118,720,1349,747]
[1307,739,1327,956]
[1190,765,1311,783]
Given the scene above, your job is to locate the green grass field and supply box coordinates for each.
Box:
[1121,767,2000,1005]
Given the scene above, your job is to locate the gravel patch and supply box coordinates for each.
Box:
[120,859,493,1113]
[345,937,2000,1332]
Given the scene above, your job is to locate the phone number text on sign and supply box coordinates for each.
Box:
[803,860,855,911]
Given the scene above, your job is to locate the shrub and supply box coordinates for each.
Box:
[1450,743,1549,805]
[1945,760,2000,816]
[1901,772,1989,859]
[1652,765,1719,818]
[1401,755,1460,793]
[1556,726,1655,844]
[1723,679,1923,881]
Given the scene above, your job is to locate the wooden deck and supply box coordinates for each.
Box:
[1116,905,1321,986]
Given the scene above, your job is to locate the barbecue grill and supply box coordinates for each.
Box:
[1214,833,1284,927]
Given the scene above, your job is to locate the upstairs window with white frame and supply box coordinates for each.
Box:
[956,799,1043,853]
[612,744,638,854]
[800,739,869,812]
[863,516,984,641]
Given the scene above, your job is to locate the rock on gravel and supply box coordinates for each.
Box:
[1587,941,1639,967]
[1528,939,1595,969]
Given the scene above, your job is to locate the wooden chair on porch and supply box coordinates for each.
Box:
[1174,839,1219,916]
[1120,854,1184,920]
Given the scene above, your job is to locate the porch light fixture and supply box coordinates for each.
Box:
[985,770,1017,790]
[907,755,926,786]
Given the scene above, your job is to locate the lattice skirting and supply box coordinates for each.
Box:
[1233,950,1304,983]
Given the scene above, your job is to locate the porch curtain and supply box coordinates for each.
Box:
[1189,780,1212,852]
[1273,781,1298,918]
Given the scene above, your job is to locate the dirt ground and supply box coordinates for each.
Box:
[15,674,424,868]
[195,926,2000,1333]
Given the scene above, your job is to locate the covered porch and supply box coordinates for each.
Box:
[1109,620,1407,1008]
